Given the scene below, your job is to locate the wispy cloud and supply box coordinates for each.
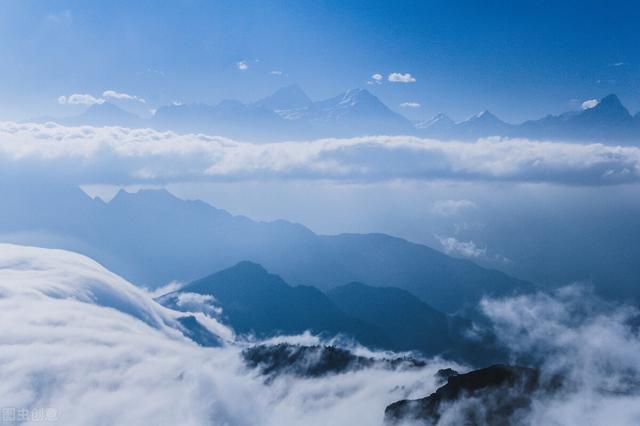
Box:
[388,73,416,83]
[271,70,283,76]
[1,122,639,185]
[581,99,599,110]
[478,286,640,425]
[438,236,486,258]
[57,94,105,105]
[431,199,476,216]
[367,73,383,85]
[103,90,146,103]
[437,235,510,263]
[399,102,421,108]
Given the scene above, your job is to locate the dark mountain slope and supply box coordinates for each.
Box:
[0,185,531,314]
[327,282,452,353]
[162,261,389,347]
[327,282,503,363]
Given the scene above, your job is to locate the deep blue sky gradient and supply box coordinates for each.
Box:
[1,0,639,122]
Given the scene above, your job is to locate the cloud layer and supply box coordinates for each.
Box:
[1,121,639,185]
[478,286,640,425]
[0,244,447,425]
[4,245,640,425]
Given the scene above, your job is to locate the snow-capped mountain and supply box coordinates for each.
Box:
[416,94,640,143]
[32,90,640,144]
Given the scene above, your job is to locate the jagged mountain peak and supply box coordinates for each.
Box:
[468,110,502,122]
[330,88,379,107]
[599,93,623,107]
[222,260,270,277]
[254,84,312,110]
[585,94,631,117]
[416,113,455,129]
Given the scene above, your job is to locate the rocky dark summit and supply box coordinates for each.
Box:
[243,343,426,379]
[385,364,541,425]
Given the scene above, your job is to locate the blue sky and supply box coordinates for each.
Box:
[1,0,639,122]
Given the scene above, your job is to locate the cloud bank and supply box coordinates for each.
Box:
[57,94,105,106]
[4,245,640,425]
[0,244,446,425]
[0,121,639,185]
[477,286,640,426]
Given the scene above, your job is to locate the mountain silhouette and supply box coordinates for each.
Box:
[0,183,532,314]
[160,261,390,348]
[327,282,503,363]
[32,89,640,143]
[160,262,502,363]
[253,84,312,111]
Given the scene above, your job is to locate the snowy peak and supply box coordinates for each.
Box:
[464,110,504,124]
[314,88,396,117]
[415,113,454,130]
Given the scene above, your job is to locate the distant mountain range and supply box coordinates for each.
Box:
[159,261,502,364]
[33,86,640,143]
[0,183,531,313]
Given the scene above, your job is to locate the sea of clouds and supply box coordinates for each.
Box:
[0,244,448,426]
[2,244,640,425]
[0,121,639,185]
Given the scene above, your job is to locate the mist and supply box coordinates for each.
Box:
[3,244,639,425]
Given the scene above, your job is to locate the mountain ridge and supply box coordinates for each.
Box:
[32,89,640,143]
[0,184,532,313]
[159,261,502,364]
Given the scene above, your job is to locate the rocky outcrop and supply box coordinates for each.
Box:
[385,364,542,425]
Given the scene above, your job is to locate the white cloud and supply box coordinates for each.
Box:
[581,99,599,110]
[399,102,421,108]
[431,199,476,216]
[271,70,283,76]
[0,243,449,426]
[176,292,223,316]
[388,73,416,83]
[57,94,105,105]
[237,61,249,71]
[3,246,640,425]
[477,286,640,425]
[438,236,486,258]
[367,73,383,85]
[1,122,639,185]
[103,90,146,103]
